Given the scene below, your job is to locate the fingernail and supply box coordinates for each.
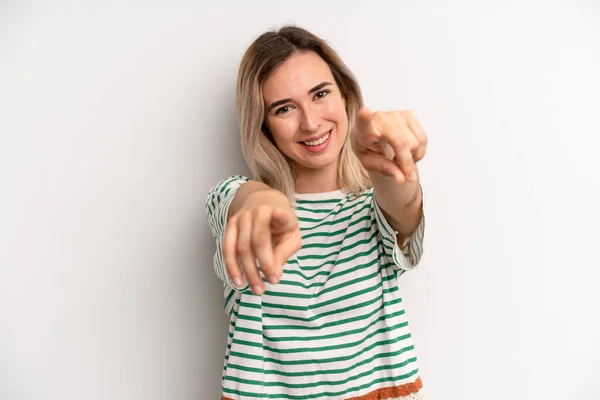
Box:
[409,171,418,182]
[267,275,279,284]
[232,276,243,287]
[251,285,264,295]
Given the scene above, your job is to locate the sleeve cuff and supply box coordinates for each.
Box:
[373,184,425,271]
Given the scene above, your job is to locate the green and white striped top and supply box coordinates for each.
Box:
[206,175,426,400]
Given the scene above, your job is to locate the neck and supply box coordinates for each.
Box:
[294,161,340,194]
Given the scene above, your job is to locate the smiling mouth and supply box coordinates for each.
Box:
[301,130,331,146]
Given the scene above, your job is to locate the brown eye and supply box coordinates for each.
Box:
[314,90,330,99]
[275,105,292,115]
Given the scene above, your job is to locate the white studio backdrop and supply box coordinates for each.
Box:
[1,1,599,399]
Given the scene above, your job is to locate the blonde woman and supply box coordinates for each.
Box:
[206,25,427,400]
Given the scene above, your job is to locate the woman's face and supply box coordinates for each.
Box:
[262,51,348,175]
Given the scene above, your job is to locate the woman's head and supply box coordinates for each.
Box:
[236,25,370,197]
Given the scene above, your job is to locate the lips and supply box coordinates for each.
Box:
[302,131,330,146]
[300,130,331,145]
[298,129,333,153]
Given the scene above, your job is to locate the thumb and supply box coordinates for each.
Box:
[273,230,302,267]
[270,208,297,232]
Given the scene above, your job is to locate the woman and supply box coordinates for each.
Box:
[206,25,427,400]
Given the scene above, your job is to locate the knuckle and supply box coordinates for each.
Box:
[394,136,407,147]
[248,274,262,286]
[243,261,256,274]
[253,205,269,217]
[372,111,383,122]
[274,261,284,272]
[239,209,250,218]
[259,260,273,271]
[237,241,250,254]
[243,264,259,279]
[225,263,237,275]
[237,211,250,224]
[251,232,269,248]
[246,276,260,287]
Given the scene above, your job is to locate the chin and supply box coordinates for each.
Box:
[300,154,340,171]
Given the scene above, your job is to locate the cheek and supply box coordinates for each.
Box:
[324,97,347,119]
[267,119,298,148]
[325,100,349,135]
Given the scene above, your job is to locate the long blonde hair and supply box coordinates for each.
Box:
[236,25,371,199]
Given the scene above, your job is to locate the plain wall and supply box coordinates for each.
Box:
[2,1,599,399]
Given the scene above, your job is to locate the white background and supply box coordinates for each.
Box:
[2,1,600,399]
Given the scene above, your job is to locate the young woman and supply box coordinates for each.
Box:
[206,25,427,400]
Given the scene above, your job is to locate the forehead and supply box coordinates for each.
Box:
[262,51,335,101]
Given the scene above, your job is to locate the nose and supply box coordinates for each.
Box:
[300,104,322,132]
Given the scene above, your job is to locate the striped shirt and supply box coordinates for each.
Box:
[206,175,426,400]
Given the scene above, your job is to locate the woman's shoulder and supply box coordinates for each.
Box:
[213,174,251,186]
[207,175,251,193]
[205,175,251,211]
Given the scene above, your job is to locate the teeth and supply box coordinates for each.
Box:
[303,132,330,146]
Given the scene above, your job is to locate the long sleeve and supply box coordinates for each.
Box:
[205,175,251,291]
[372,185,425,271]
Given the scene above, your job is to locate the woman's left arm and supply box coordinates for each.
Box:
[351,108,427,244]
[370,173,423,245]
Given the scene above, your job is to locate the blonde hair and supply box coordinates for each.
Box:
[236,25,371,199]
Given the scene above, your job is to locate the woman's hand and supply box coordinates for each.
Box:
[222,189,301,295]
[351,107,428,182]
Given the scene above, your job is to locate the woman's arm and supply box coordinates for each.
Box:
[223,181,301,295]
[351,107,427,244]
[370,172,423,244]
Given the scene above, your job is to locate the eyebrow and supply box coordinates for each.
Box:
[267,81,333,111]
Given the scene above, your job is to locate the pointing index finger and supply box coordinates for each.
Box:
[356,107,381,141]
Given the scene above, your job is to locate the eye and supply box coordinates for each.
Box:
[275,105,293,115]
[314,90,330,100]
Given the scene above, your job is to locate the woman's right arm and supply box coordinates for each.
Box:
[207,178,301,295]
